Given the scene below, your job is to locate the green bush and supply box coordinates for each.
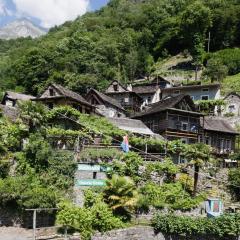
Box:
[228,168,240,201]
[57,200,124,240]
[0,175,59,209]
[108,152,144,183]
[152,214,240,238]
[206,48,240,75]
[139,182,203,211]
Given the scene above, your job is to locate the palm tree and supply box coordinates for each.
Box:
[104,174,138,216]
[184,143,211,196]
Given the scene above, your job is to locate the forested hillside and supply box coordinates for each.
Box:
[1,0,240,95]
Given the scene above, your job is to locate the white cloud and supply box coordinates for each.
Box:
[13,0,90,28]
[0,0,13,16]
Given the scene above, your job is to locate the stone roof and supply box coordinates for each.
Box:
[2,91,35,102]
[134,95,200,117]
[0,104,19,121]
[107,117,154,135]
[39,84,93,107]
[132,85,159,94]
[201,117,238,135]
[162,83,220,92]
[87,89,125,110]
[224,92,240,99]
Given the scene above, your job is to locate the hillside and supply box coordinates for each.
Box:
[0,0,240,95]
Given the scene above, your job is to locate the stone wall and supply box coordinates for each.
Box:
[92,226,165,240]
[0,208,22,227]
[91,226,240,240]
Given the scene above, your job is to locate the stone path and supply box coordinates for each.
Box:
[0,227,32,240]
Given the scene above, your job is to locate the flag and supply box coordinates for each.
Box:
[121,135,129,153]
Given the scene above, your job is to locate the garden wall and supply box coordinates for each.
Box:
[91,226,240,240]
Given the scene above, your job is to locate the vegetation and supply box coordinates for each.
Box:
[138,182,204,211]
[57,200,124,240]
[228,168,240,201]
[184,143,212,196]
[1,0,240,94]
[153,214,240,238]
[195,99,225,115]
[222,73,240,95]
[104,175,139,218]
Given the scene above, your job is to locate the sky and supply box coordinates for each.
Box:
[0,0,109,28]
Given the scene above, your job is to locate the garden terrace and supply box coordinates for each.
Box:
[77,145,122,163]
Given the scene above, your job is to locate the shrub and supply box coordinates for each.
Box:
[138,182,203,211]
[228,168,240,201]
[57,200,124,240]
[152,214,240,238]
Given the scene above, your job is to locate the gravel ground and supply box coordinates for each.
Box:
[0,227,32,240]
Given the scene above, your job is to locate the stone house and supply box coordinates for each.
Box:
[133,95,203,144]
[222,92,240,116]
[85,88,126,118]
[200,116,238,156]
[105,80,142,113]
[1,91,35,107]
[161,83,221,101]
[132,84,161,107]
[34,84,95,114]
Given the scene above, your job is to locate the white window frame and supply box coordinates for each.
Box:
[201,95,209,100]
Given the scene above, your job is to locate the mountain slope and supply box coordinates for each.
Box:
[0,0,240,95]
[0,19,47,39]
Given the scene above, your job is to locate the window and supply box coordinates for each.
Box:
[191,96,195,100]
[181,122,188,131]
[181,138,188,144]
[202,88,209,92]
[49,88,55,96]
[174,90,181,95]
[190,124,198,132]
[113,84,119,92]
[228,105,235,113]
[205,137,211,145]
[93,172,97,179]
[6,100,14,107]
[124,97,129,103]
[147,96,151,103]
[201,95,209,100]
[48,102,54,109]
[226,139,231,150]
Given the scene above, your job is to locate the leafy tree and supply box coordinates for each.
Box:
[203,58,228,82]
[184,143,211,196]
[181,1,212,79]
[24,133,53,172]
[18,101,48,132]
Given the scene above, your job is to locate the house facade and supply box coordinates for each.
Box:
[161,83,221,101]
[133,95,203,144]
[105,80,142,113]
[200,117,238,156]
[222,92,240,116]
[1,91,35,107]
[34,84,95,114]
[85,89,126,118]
[132,85,161,107]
